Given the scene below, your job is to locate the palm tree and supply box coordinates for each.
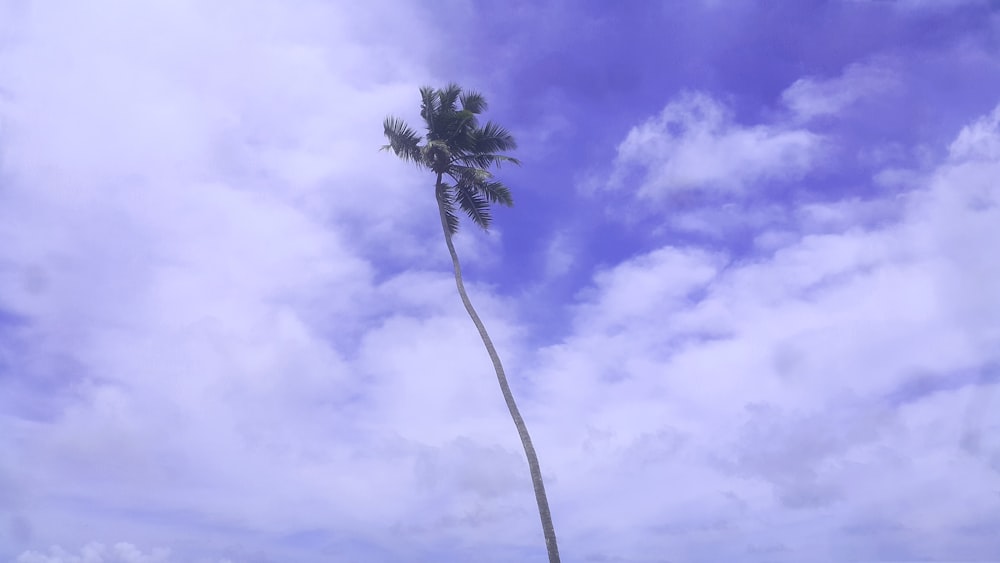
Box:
[382,84,560,563]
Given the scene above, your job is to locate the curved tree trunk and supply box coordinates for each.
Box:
[435,178,561,563]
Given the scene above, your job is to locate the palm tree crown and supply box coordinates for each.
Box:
[382,83,520,234]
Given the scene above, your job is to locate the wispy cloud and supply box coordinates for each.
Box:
[17,542,190,563]
[606,92,824,198]
[782,60,899,122]
[531,102,1000,561]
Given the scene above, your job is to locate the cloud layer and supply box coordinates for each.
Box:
[608,92,824,197]
[1,1,998,562]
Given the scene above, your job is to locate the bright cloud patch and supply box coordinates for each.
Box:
[782,60,898,121]
[528,102,1000,562]
[607,92,824,197]
[0,0,500,561]
[16,543,185,563]
[949,103,1000,161]
[848,0,991,12]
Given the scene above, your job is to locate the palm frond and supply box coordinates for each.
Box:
[460,90,487,114]
[420,86,444,137]
[450,166,515,208]
[446,165,488,184]
[384,84,519,233]
[455,153,521,170]
[419,86,437,119]
[440,110,478,146]
[436,182,461,234]
[476,180,514,207]
[382,116,423,164]
[473,121,518,154]
[455,183,493,230]
[446,125,478,155]
[439,83,462,114]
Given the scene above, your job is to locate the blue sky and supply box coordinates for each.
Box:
[1,1,999,562]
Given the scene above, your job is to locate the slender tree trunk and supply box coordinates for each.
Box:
[435,177,561,563]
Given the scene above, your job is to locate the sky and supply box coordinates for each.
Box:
[1,0,999,561]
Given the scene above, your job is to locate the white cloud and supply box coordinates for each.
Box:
[528,103,1000,561]
[949,103,1000,161]
[846,0,992,12]
[0,0,525,560]
[542,231,576,279]
[16,543,188,563]
[782,60,898,121]
[451,227,505,270]
[574,246,723,335]
[593,63,908,237]
[606,92,824,198]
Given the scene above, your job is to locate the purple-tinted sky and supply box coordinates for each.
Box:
[2,1,999,562]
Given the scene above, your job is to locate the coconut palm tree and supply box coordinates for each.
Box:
[381,84,560,563]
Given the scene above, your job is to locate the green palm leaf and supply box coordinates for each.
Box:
[381,116,422,163]
[436,183,462,234]
[460,90,488,114]
[438,83,462,114]
[455,184,492,229]
[382,84,520,231]
[456,153,521,170]
[475,180,514,207]
[473,121,518,154]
